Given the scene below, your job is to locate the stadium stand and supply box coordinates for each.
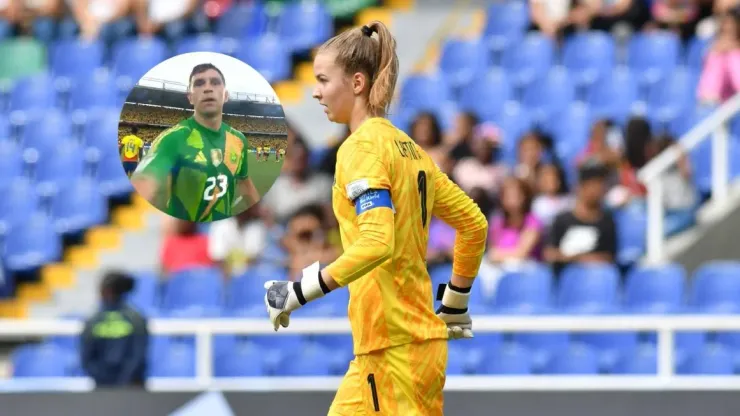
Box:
[2,0,740,387]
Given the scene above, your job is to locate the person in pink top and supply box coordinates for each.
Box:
[697,7,740,105]
[487,177,544,263]
[451,122,509,197]
[160,219,214,277]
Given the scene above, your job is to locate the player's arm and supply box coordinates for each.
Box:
[130,129,182,207]
[233,134,261,209]
[431,165,488,339]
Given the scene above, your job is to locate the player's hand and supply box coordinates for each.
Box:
[436,282,474,339]
[263,262,329,332]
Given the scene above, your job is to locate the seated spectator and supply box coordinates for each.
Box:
[646,0,700,39]
[410,112,447,167]
[20,0,63,42]
[282,204,337,281]
[591,0,651,33]
[514,131,547,189]
[654,135,699,234]
[576,119,622,169]
[66,0,136,42]
[263,135,333,223]
[452,122,509,197]
[445,111,478,162]
[487,177,544,264]
[0,0,21,36]
[529,0,600,39]
[533,163,573,228]
[545,161,617,277]
[133,0,204,39]
[609,117,651,207]
[207,205,268,278]
[160,219,214,276]
[697,7,740,105]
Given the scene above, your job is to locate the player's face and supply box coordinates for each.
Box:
[188,69,227,118]
[312,52,355,124]
[579,178,606,207]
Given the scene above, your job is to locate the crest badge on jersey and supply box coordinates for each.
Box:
[211,149,223,167]
[230,150,238,164]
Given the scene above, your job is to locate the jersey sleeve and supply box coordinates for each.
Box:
[337,137,392,201]
[431,164,488,279]
[133,127,186,181]
[235,131,249,179]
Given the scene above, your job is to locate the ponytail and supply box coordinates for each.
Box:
[364,21,399,116]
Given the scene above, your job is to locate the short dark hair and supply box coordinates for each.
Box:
[101,270,136,299]
[578,160,610,183]
[189,63,226,87]
[290,203,325,225]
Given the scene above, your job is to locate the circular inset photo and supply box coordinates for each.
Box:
[119,52,287,222]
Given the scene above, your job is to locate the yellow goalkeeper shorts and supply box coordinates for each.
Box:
[328,339,447,416]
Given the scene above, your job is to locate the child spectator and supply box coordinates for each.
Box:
[697,7,740,105]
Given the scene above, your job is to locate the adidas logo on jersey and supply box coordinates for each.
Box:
[194,151,207,165]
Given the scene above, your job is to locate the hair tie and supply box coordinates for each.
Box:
[361,25,373,37]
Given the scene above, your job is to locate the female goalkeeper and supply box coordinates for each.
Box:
[264,21,488,416]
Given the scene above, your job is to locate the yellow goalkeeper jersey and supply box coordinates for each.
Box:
[324,117,488,355]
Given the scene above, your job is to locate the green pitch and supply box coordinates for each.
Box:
[247,152,284,197]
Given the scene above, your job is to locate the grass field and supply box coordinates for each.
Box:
[248,152,285,198]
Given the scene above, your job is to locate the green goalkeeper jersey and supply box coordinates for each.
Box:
[133,116,250,222]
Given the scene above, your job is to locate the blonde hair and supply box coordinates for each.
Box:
[318,21,399,116]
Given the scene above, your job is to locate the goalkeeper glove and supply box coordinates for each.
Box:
[264,262,330,331]
[436,282,474,339]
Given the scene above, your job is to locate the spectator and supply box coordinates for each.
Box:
[654,134,699,234]
[281,204,336,281]
[66,0,136,42]
[646,0,700,40]
[81,271,148,388]
[576,119,622,169]
[514,131,547,189]
[20,0,63,43]
[317,125,350,176]
[0,0,20,37]
[133,0,204,39]
[610,117,652,207]
[445,111,478,161]
[533,162,573,228]
[697,6,740,105]
[545,161,618,277]
[410,112,447,166]
[452,122,509,197]
[263,135,332,223]
[529,0,600,39]
[486,177,544,264]
[160,219,214,277]
[591,0,651,32]
[207,205,269,278]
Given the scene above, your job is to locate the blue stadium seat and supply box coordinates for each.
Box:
[522,67,575,124]
[612,344,657,374]
[481,343,532,375]
[0,141,23,184]
[278,2,332,53]
[274,342,332,376]
[573,332,638,371]
[22,109,72,153]
[438,38,489,89]
[10,74,59,113]
[646,67,697,125]
[4,213,61,272]
[214,3,268,39]
[670,105,715,138]
[690,261,740,313]
[398,73,451,113]
[587,67,639,125]
[214,342,264,377]
[563,32,616,88]
[492,102,533,162]
[544,102,592,164]
[84,108,120,153]
[69,71,118,112]
[624,264,686,314]
[501,33,555,89]
[491,264,553,314]
[511,332,569,373]
[234,35,290,83]
[614,206,647,265]
[482,1,529,55]
[94,147,132,198]
[686,36,712,71]
[457,68,511,121]
[50,39,104,82]
[0,114,9,140]
[556,264,621,314]
[176,34,239,55]
[227,272,268,317]
[112,37,168,83]
[628,31,681,87]
[12,344,69,377]
[150,342,196,378]
[126,272,158,315]
[678,345,734,375]
[543,344,599,375]
[464,334,504,374]
[50,178,106,235]
[33,142,86,195]
[162,267,225,317]
[642,332,707,367]
[446,344,468,375]
[0,178,39,229]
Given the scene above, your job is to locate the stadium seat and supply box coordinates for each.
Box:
[4,212,61,272]
[686,36,712,71]
[543,344,599,375]
[482,343,532,375]
[678,344,734,375]
[624,264,686,314]
[50,39,104,82]
[500,33,555,89]
[33,142,86,195]
[175,34,239,55]
[690,261,740,313]
[0,114,9,140]
[162,267,225,317]
[457,68,511,121]
[642,331,707,367]
[543,102,592,164]
[227,270,272,317]
[614,206,647,265]
[492,101,533,163]
[277,2,332,53]
[50,178,107,235]
[274,342,333,376]
[10,74,59,113]
[214,3,268,39]
[438,38,489,89]
[0,141,23,184]
[587,67,640,125]
[628,31,681,87]
[12,344,69,377]
[490,264,553,314]
[214,342,265,377]
[0,38,47,81]
[522,66,575,124]
[482,1,529,55]
[612,344,658,374]
[446,344,468,375]
[233,35,290,83]
[465,334,504,374]
[562,32,616,88]
[150,342,196,378]
[69,71,118,112]
[0,178,40,229]
[22,109,73,153]
[398,73,451,113]
[511,332,569,373]
[112,37,168,84]
[573,332,639,371]
[84,108,120,153]
[556,264,621,314]
[646,67,697,125]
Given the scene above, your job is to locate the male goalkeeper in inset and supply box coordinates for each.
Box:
[131,63,261,222]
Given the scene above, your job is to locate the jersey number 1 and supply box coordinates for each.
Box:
[417,171,427,228]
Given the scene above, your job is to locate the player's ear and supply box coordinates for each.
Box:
[187,91,194,105]
[351,72,366,96]
[223,89,229,103]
